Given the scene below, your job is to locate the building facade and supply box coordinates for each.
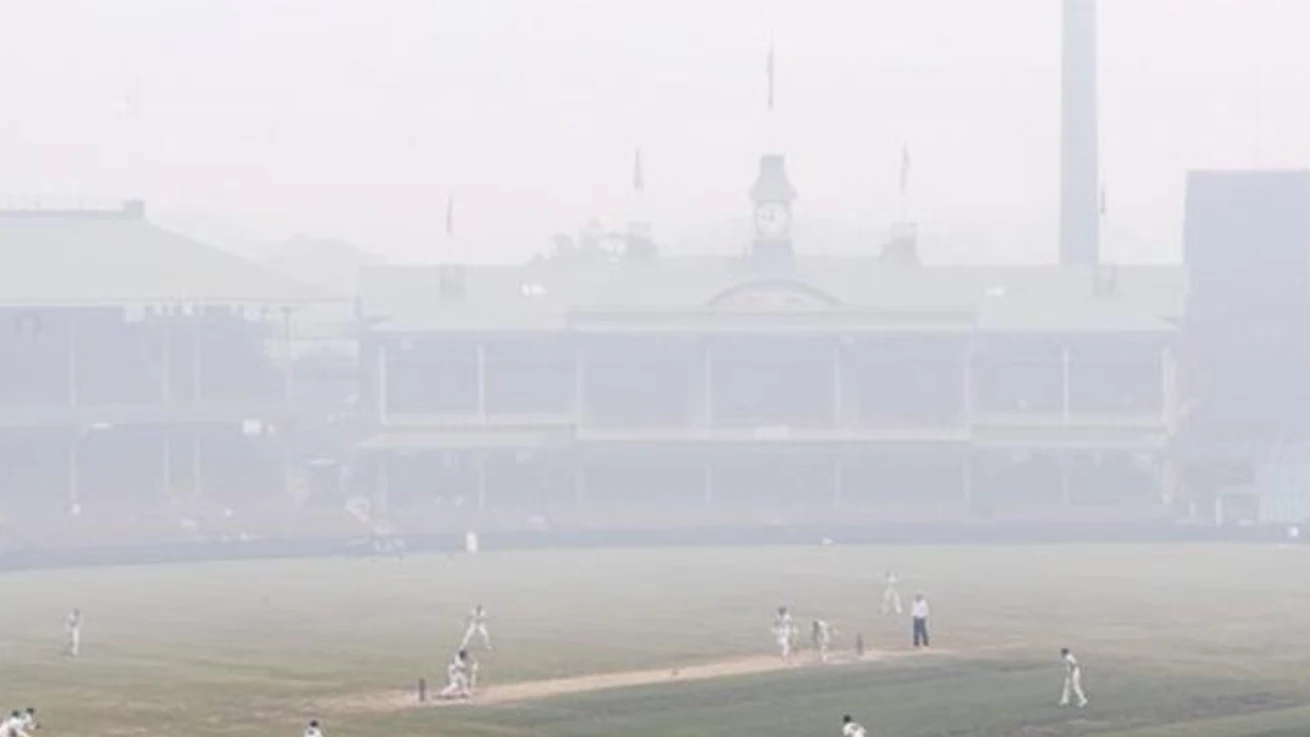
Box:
[355,157,1186,532]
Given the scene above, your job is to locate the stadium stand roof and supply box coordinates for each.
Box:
[359,258,1185,334]
[0,203,334,306]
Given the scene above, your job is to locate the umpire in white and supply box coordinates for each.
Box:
[911,593,930,648]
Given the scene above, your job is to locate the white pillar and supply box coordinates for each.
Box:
[703,341,714,427]
[476,342,487,423]
[573,344,587,422]
[703,459,715,504]
[376,455,390,512]
[377,343,390,425]
[68,436,80,505]
[833,455,844,507]
[282,307,295,402]
[475,453,487,509]
[162,435,172,496]
[574,455,586,505]
[1162,344,1178,428]
[962,452,974,506]
[1061,345,1072,419]
[831,342,843,426]
[1161,451,1178,508]
[191,323,203,401]
[1059,452,1071,506]
[191,435,203,498]
[67,314,79,406]
[161,323,173,401]
[962,340,975,420]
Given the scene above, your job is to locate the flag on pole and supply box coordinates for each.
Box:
[445,194,454,237]
[766,35,775,111]
[633,147,644,192]
[899,144,911,199]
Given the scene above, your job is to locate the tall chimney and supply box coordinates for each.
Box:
[1060,0,1099,266]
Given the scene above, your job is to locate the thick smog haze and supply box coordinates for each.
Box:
[1,0,1308,264]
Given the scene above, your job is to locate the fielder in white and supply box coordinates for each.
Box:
[1059,648,1089,708]
[460,604,491,650]
[841,714,867,737]
[440,649,478,700]
[880,571,902,615]
[811,618,834,663]
[303,719,324,737]
[772,607,797,662]
[64,607,82,657]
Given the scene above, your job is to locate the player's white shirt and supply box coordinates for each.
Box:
[1063,652,1080,674]
[911,599,930,619]
[812,620,832,642]
[304,727,323,737]
[772,612,793,634]
[468,607,486,626]
[450,652,477,677]
[67,611,81,630]
[19,713,35,731]
[3,715,30,737]
[842,720,867,737]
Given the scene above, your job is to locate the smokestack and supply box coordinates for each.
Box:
[1060,0,1099,266]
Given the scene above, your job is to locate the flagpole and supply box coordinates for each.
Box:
[445,192,455,259]
[765,32,777,154]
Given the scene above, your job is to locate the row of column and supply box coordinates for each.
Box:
[371,451,1176,512]
[375,341,1180,425]
[66,435,205,506]
[52,312,296,407]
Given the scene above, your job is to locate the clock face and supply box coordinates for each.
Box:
[755,203,791,237]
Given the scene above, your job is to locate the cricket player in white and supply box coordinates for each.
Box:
[440,649,478,699]
[460,604,491,650]
[772,607,796,661]
[1059,648,1088,708]
[2,710,30,737]
[881,571,902,615]
[911,593,930,648]
[65,608,82,657]
[811,619,834,663]
[19,709,35,734]
[841,714,867,737]
[303,719,324,737]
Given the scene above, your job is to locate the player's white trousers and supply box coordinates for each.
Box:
[881,589,902,615]
[1060,671,1087,707]
[461,624,491,649]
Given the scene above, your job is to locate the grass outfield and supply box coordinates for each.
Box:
[4,544,1310,736]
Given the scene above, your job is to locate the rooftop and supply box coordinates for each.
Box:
[0,202,334,307]
[360,257,1186,334]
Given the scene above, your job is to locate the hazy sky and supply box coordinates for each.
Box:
[1,0,1308,265]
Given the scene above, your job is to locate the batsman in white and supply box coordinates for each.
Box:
[880,571,902,615]
[64,608,82,657]
[303,719,324,737]
[810,618,834,663]
[841,714,867,737]
[2,710,30,737]
[460,604,492,650]
[1059,648,1089,708]
[772,606,797,662]
[440,649,479,700]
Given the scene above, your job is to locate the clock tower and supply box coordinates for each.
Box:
[748,153,798,268]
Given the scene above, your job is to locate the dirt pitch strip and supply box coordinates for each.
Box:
[322,648,959,714]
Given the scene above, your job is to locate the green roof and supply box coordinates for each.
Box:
[361,258,1185,334]
[0,207,334,306]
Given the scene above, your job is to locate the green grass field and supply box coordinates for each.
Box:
[4,543,1310,737]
